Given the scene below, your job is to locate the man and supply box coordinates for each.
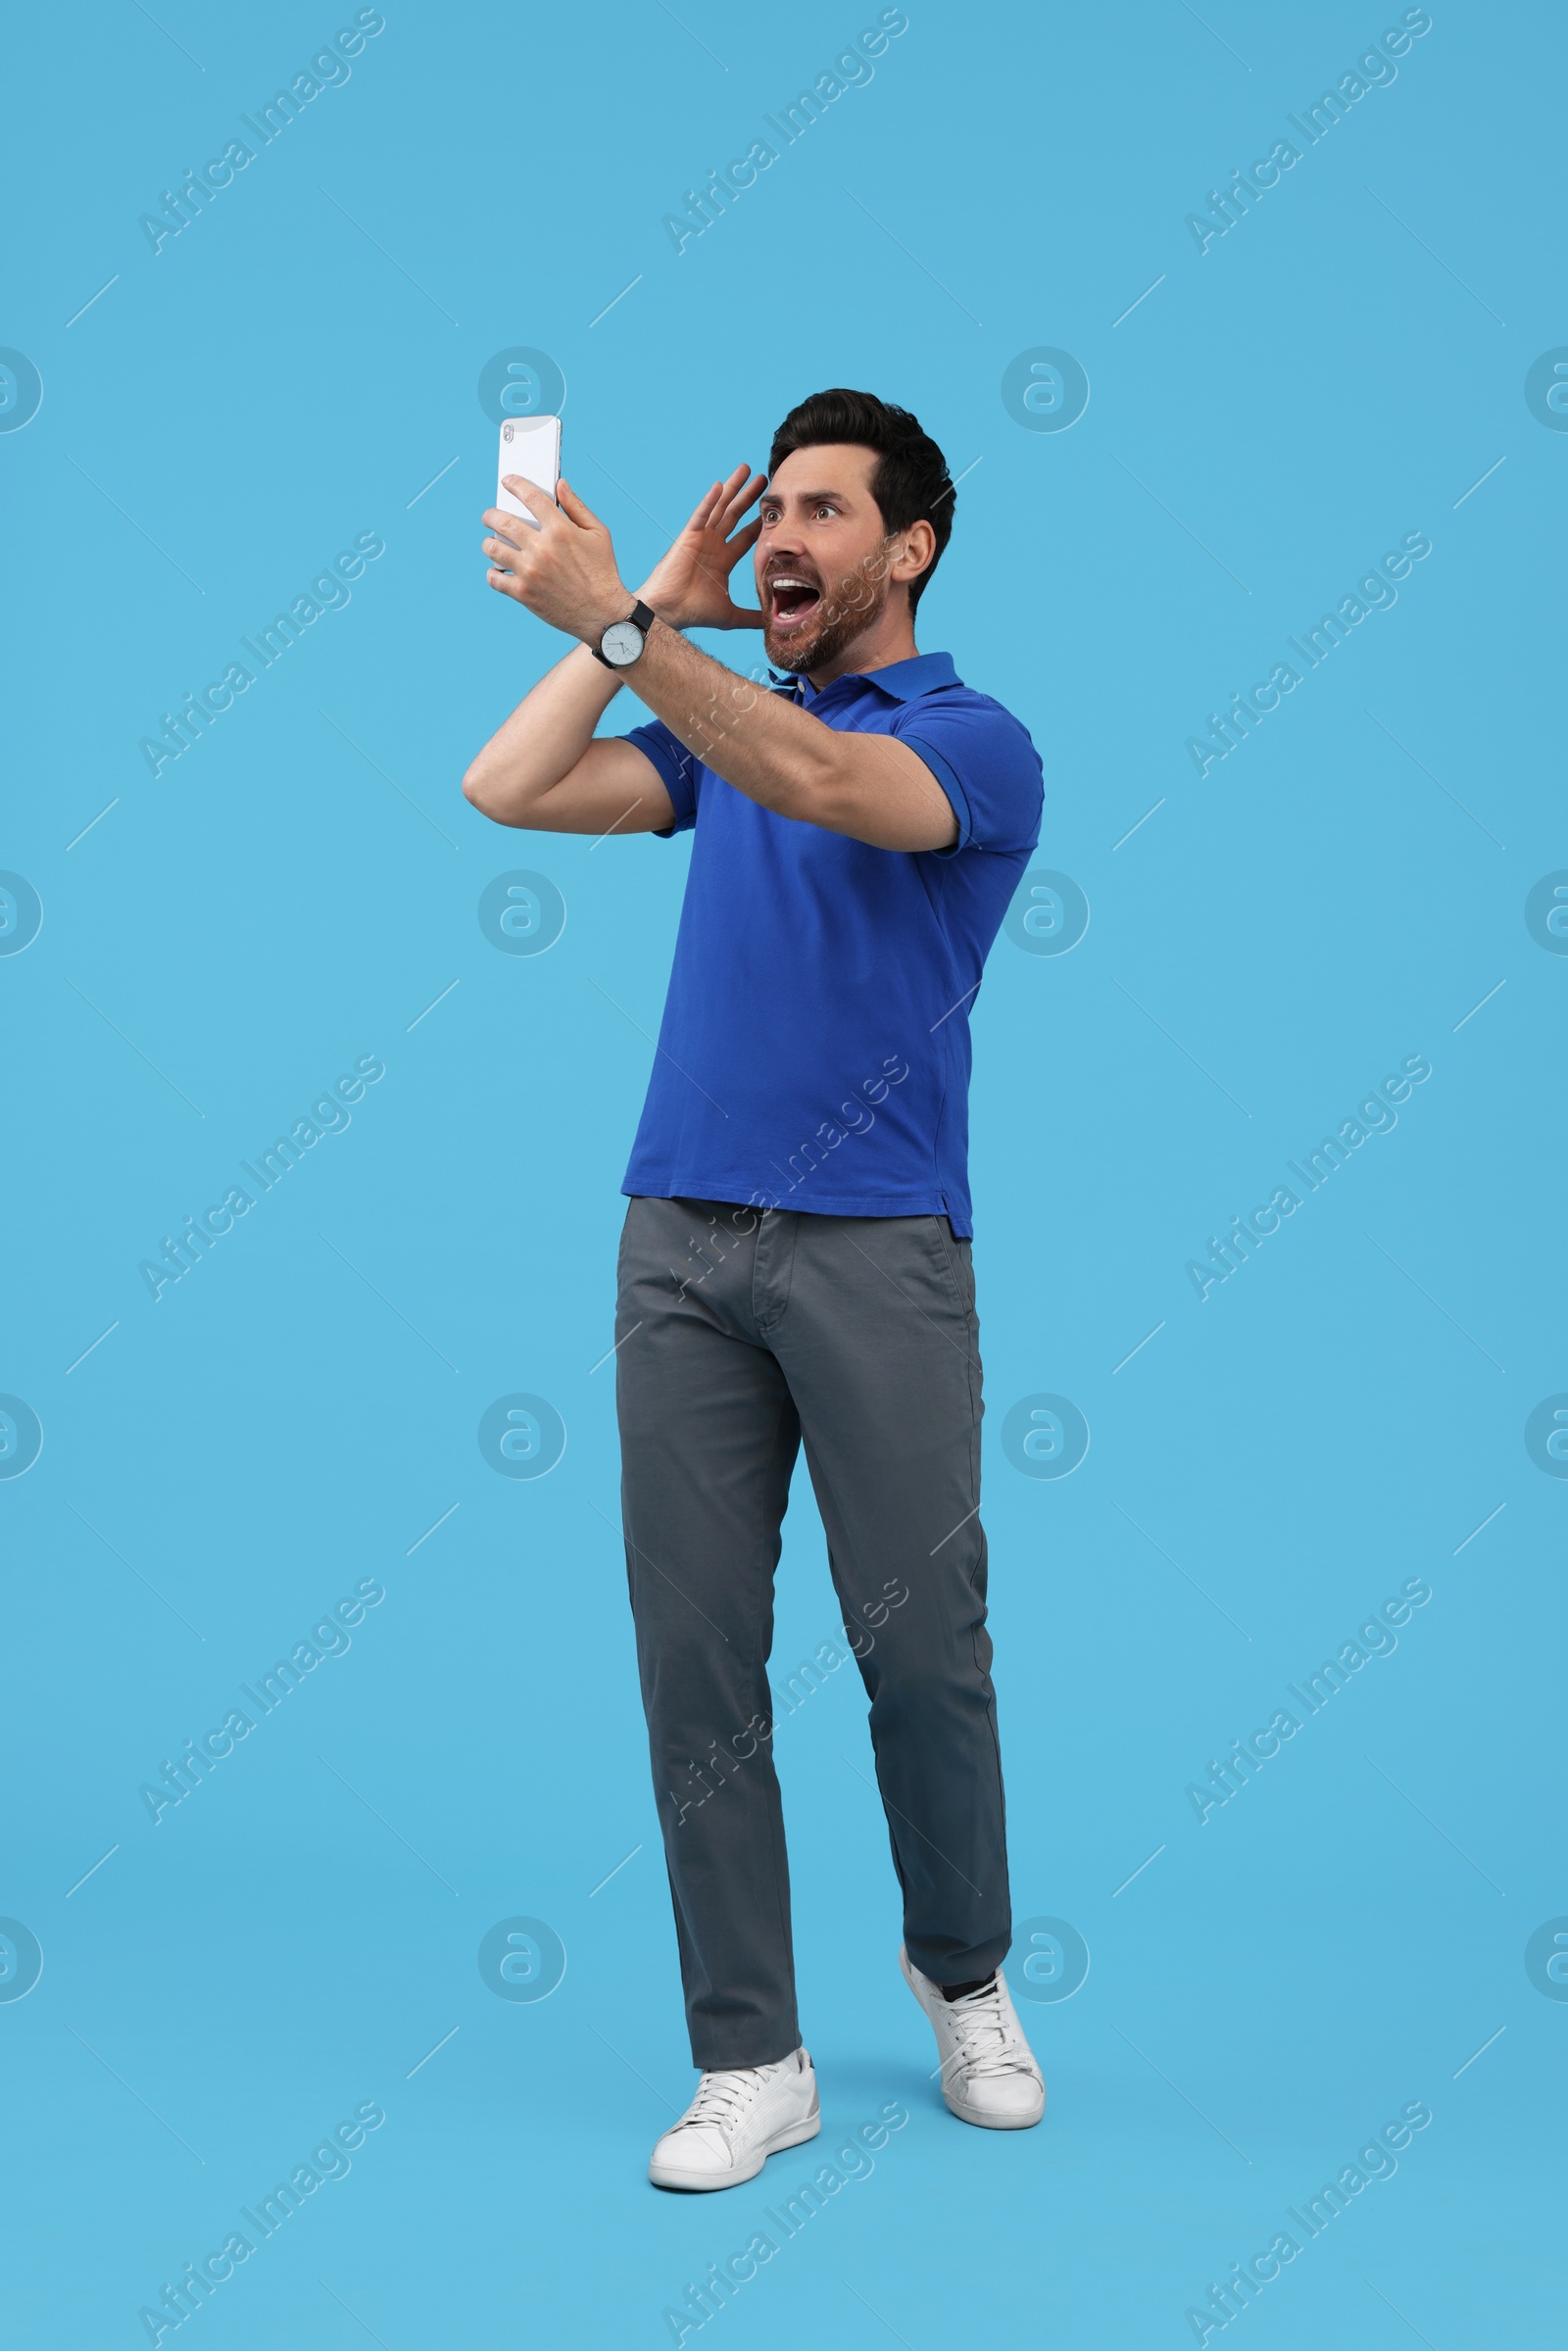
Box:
[464,389,1045,2190]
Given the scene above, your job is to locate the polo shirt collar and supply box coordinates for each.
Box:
[775,652,961,706]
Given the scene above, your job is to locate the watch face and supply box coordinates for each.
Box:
[601,619,644,665]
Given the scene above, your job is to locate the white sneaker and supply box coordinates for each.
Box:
[648,2047,820,2190]
[900,1947,1046,2130]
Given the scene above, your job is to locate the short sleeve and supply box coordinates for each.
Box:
[622,719,701,836]
[894,694,1044,857]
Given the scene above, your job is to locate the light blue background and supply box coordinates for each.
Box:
[4,2,1564,2344]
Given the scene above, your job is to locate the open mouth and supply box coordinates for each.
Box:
[766,573,822,632]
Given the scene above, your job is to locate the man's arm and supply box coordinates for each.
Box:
[461,643,671,835]
[613,621,956,853]
[463,464,767,835]
[476,472,958,854]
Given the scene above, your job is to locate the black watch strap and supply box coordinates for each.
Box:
[591,598,657,668]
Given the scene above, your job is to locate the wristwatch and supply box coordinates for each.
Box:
[592,598,656,669]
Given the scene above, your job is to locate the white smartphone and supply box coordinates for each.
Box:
[496,415,561,528]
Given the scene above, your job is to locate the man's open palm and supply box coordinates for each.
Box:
[642,464,768,630]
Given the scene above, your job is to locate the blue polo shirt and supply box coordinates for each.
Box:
[619,652,1042,1237]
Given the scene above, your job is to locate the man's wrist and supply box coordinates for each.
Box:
[590,596,659,671]
[631,584,679,633]
[579,591,638,650]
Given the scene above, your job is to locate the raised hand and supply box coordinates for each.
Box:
[482,476,631,642]
[636,464,768,631]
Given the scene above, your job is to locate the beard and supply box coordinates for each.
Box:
[761,554,894,675]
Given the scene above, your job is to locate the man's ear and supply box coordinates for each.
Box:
[890,519,936,584]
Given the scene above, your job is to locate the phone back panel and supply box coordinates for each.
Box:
[496,416,561,525]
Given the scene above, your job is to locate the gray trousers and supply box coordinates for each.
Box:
[615,1196,1011,2070]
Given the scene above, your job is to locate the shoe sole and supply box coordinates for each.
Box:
[648,2107,820,2192]
[899,1947,1046,2131]
[942,2084,1046,2130]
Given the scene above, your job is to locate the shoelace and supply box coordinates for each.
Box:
[675,2063,775,2136]
[941,1978,1030,2080]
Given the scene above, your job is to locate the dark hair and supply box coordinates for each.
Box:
[767,388,954,613]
